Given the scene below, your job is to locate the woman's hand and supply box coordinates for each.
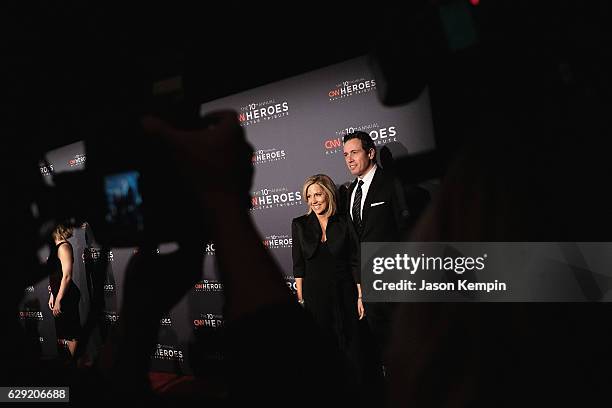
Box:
[52,299,62,317]
[48,294,54,310]
[357,298,365,320]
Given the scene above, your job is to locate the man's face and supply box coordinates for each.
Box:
[343,138,374,177]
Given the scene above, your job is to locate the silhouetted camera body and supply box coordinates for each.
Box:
[49,98,209,247]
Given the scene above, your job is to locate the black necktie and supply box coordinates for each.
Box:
[352,180,364,229]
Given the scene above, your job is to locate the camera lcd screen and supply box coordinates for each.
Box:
[104,171,144,233]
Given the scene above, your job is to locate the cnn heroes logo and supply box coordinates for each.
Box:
[154,344,184,362]
[194,313,224,329]
[19,310,43,321]
[251,187,302,210]
[263,234,292,249]
[83,248,114,262]
[195,279,224,293]
[372,253,488,275]
[252,148,287,165]
[204,242,216,256]
[285,276,297,294]
[40,163,54,176]
[328,78,376,101]
[68,154,86,167]
[324,124,398,155]
[104,311,120,324]
[38,155,85,174]
[238,99,290,127]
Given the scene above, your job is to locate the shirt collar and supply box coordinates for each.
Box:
[358,163,377,185]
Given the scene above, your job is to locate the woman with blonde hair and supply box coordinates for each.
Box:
[291,174,364,377]
[47,223,81,360]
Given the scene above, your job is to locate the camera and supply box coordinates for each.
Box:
[43,92,213,248]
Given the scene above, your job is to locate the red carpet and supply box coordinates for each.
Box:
[149,372,228,400]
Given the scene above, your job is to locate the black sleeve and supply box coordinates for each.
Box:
[291,220,305,278]
[348,220,361,284]
[390,177,408,234]
[394,182,432,234]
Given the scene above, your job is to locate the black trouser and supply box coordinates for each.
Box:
[359,302,396,405]
[365,302,395,367]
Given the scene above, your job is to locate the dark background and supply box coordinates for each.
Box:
[6,1,612,178]
[5,3,371,153]
[5,1,612,401]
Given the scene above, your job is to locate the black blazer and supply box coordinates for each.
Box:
[346,167,402,242]
[291,212,361,283]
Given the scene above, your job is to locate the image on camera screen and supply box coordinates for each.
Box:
[104,171,144,231]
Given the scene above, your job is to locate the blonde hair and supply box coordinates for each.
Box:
[302,174,338,218]
[52,224,73,242]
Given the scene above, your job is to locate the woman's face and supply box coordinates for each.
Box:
[306,183,328,216]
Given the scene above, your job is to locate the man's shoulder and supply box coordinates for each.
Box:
[341,179,356,191]
[375,166,394,179]
[372,167,396,188]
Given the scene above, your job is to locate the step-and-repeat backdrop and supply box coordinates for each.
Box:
[20,56,435,375]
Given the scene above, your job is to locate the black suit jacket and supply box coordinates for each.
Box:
[291,212,361,283]
[346,167,402,242]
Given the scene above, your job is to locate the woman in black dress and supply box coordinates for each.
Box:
[291,174,364,370]
[47,224,81,358]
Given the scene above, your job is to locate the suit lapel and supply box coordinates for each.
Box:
[345,179,356,216]
[346,179,361,237]
[347,180,356,202]
[361,167,383,235]
[303,212,323,259]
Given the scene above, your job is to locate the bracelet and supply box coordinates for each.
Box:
[358,296,362,299]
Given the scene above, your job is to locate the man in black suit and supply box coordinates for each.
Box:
[342,131,402,382]
[343,132,405,242]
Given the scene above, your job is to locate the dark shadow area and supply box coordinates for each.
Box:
[3,1,612,406]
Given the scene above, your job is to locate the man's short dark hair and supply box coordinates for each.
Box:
[343,131,376,157]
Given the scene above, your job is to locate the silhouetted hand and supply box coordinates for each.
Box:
[96,243,203,400]
[141,110,253,205]
[122,244,202,319]
[143,110,291,322]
